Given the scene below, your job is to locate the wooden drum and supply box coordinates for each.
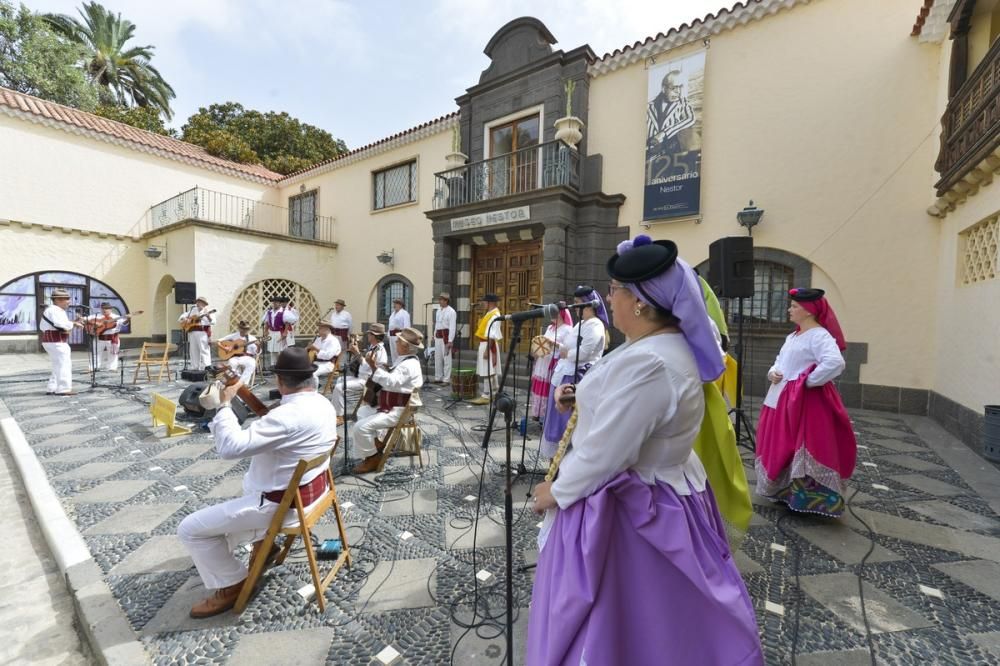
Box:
[451,368,477,399]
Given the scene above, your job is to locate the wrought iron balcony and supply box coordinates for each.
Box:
[146,187,335,243]
[935,36,1000,195]
[432,139,581,210]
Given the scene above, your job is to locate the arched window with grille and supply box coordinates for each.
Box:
[732,261,795,326]
[377,275,413,321]
[229,279,321,336]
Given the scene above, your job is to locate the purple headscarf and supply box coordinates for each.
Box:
[574,286,610,330]
[614,236,725,382]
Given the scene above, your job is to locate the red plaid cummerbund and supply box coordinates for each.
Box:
[263,472,328,505]
[188,326,210,334]
[41,330,69,343]
[389,329,402,336]
[332,327,349,337]
[377,390,410,412]
[434,330,450,344]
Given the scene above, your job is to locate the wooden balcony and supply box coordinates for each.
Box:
[935,36,1000,195]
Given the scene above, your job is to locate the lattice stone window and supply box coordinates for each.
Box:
[373,161,417,210]
[960,215,999,285]
[229,279,321,337]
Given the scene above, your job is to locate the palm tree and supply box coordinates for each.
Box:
[43,2,175,119]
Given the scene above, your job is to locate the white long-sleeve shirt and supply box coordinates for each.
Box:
[219,331,258,356]
[40,304,74,331]
[328,309,352,332]
[435,306,457,342]
[551,333,707,509]
[310,333,342,362]
[179,306,216,326]
[210,391,338,494]
[551,316,605,383]
[763,327,846,408]
[359,342,389,381]
[387,308,410,333]
[372,355,423,395]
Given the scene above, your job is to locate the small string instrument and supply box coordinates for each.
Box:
[84,310,144,336]
[350,343,387,420]
[217,334,269,360]
[181,309,217,332]
[209,365,272,417]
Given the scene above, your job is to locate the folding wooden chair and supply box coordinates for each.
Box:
[234,446,350,613]
[376,389,424,473]
[132,342,175,384]
[320,353,342,396]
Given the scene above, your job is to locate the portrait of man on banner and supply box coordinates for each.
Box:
[643,50,705,221]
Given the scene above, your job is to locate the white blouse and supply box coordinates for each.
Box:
[551,317,605,383]
[763,327,846,408]
[551,333,708,509]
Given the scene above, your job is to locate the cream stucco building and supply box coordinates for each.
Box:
[1,0,998,450]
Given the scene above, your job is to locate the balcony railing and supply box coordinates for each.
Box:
[432,139,581,210]
[145,187,335,243]
[935,36,1000,194]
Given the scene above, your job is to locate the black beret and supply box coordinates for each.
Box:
[789,288,825,302]
[573,285,594,298]
[606,240,678,282]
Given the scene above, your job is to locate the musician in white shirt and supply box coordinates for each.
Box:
[83,302,122,371]
[351,327,424,474]
[178,347,337,618]
[218,321,259,385]
[386,298,411,363]
[432,292,457,384]
[40,288,82,395]
[333,323,388,423]
[327,299,352,363]
[179,297,216,370]
[307,321,342,379]
[261,296,298,365]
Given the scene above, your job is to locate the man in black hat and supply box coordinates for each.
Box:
[178,347,337,618]
[261,295,298,365]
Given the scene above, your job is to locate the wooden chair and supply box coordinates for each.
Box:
[234,446,350,614]
[149,393,191,437]
[376,390,424,473]
[320,353,342,396]
[132,342,175,384]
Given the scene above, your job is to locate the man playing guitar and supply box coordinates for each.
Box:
[306,321,341,381]
[217,321,260,385]
[83,302,142,371]
[179,297,216,371]
[333,323,388,425]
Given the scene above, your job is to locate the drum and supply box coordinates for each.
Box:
[530,335,554,359]
[451,368,477,399]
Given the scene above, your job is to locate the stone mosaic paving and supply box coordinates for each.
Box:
[2,362,1000,665]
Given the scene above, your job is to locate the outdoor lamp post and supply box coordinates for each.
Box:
[736,200,764,236]
[376,249,395,268]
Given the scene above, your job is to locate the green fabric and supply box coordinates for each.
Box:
[699,276,728,337]
[693,383,753,540]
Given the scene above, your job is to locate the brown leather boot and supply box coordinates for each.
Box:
[189,579,245,618]
[352,453,382,474]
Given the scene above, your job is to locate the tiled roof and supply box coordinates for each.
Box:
[279,111,460,182]
[590,0,810,76]
[911,0,936,36]
[0,87,284,183]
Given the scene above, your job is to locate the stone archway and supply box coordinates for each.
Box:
[152,274,176,343]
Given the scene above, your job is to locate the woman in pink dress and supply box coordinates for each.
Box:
[755,288,857,517]
[528,310,572,421]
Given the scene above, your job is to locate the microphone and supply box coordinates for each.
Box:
[501,300,599,323]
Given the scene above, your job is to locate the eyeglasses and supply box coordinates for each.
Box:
[607,283,627,296]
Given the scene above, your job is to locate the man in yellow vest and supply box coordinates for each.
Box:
[469,293,502,406]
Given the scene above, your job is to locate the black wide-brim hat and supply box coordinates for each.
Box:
[606,239,679,282]
[789,288,825,302]
[272,347,317,377]
[481,293,500,303]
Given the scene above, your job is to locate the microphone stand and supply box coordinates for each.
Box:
[517,319,545,478]
[181,306,192,372]
[335,342,378,488]
[473,317,523,666]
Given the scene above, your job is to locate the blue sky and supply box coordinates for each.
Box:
[28,0,730,148]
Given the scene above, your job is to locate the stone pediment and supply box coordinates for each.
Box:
[480,17,557,83]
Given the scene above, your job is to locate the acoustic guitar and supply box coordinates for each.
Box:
[205,365,272,417]
[84,310,144,336]
[217,334,269,361]
[181,309,217,332]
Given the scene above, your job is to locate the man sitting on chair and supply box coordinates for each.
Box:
[218,320,259,385]
[177,347,337,618]
[307,320,341,380]
[333,323,388,424]
[351,327,424,474]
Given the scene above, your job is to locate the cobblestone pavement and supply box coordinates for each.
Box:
[2,353,1000,665]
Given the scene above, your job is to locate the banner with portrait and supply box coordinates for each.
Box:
[643,49,705,221]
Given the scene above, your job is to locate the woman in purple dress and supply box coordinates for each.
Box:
[528,235,763,665]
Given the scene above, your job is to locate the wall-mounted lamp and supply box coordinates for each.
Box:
[736,200,764,236]
[376,249,395,268]
[144,244,167,260]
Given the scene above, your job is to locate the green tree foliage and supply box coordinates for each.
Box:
[181,102,348,175]
[42,1,175,118]
[0,0,98,110]
[93,103,175,136]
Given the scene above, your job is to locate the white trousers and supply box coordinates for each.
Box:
[434,336,452,382]
[333,376,366,414]
[91,339,119,371]
[314,360,335,379]
[227,356,256,385]
[351,406,402,458]
[42,342,72,393]
[388,336,399,363]
[177,491,323,590]
[189,330,211,370]
[476,340,498,398]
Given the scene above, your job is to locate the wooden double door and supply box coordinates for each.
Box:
[471,239,542,352]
